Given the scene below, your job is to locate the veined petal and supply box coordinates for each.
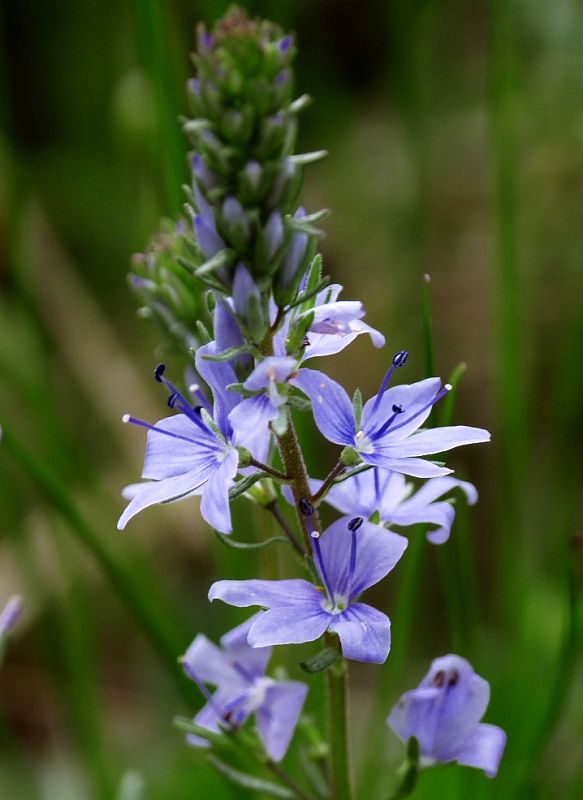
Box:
[142,414,220,481]
[363,378,442,439]
[292,368,355,446]
[200,448,239,533]
[379,426,491,458]
[455,723,506,778]
[324,469,408,519]
[257,681,308,762]
[247,606,330,648]
[316,518,407,598]
[387,685,442,756]
[209,579,321,609]
[182,634,240,688]
[229,395,278,451]
[187,686,241,748]
[117,464,212,530]
[328,603,391,663]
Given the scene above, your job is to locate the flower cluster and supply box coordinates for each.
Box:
[120,5,506,790]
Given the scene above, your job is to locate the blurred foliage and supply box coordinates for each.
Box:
[1,0,582,798]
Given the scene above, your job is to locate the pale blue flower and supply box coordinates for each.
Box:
[387,655,506,777]
[182,616,307,761]
[209,514,407,663]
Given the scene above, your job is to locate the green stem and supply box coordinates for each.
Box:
[325,636,353,800]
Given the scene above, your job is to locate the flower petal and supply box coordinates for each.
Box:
[328,603,391,663]
[182,634,240,688]
[243,357,297,391]
[220,614,272,679]
[292,368,355,446]
[390,501,456,544]
[117,465,212,530]
[316,518,407,598]
[363,378,442,439]
[195,342,239,438]
[200,448,239,533]
[257,681,308,761]
[209,579,321,609]
[142,414,220,480]
[324,469,408,519]
[387,686,442,755]
[455,723,506,778]
[380,426,490,458]
[247,606,330,648]
[229,395,278,447]
[364,454,453,478]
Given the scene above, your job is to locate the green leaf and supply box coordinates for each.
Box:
[288,93,312,114]
[214,531,290,550]
[291,150,328,165]
[207,756,295,799]
[300,647,341,674]
[201,344,254,361]
[229,472,269,500]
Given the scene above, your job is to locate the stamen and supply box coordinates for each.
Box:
[122,414,219,454]
[153,364,211,435]
[346,518,361,595]
[387,384,451,435]
[372,350,409,414]
[188,383,212,412]
[300,497,334,601]
[375,404,404,437]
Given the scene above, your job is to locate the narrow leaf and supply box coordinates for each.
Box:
[214,531,290,551]
[300,647,341,674]
[207,756,295,799]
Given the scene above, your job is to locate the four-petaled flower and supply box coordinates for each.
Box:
[182,616,307,761]
[316,469,477,544]
[209,516,408,663]
[118,342,269,534]
[387,654,506,777]
[293,363,490,478]
[273,283,385,361]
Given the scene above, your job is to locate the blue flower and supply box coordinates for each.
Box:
[387,655,506,777]
[292,357,490,478]
[118,343,269,534]
[209,513,408,663]
[315,469,477,545]
[228,356,298,437]
[182,616,307,762]
[273,283,385,361]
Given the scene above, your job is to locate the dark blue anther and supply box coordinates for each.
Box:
[154,363,166,383]
[167,392,178,409]
[348,517,363,532]
[392,350,409,368]
[392,404,403,414]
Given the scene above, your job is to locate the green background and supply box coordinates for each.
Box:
[1,0,582,798]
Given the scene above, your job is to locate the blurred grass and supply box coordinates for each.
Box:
[1,0,583,798]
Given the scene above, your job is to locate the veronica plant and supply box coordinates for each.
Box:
[121,7,505,798]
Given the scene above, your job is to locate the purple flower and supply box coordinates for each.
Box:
[387,655,506,777]
[118,344,269,534]
[182,617,307,762]
[273,283,385,361]
[0,596,23,638]
[292,357,490,478]
[317,469,477,545]
[209,514,408,663]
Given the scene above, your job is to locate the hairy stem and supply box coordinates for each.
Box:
[265,500,306,557]
[325,634,353,800]
[276,410,322,552]
[248,457,290,482]
[312,460,345,505]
